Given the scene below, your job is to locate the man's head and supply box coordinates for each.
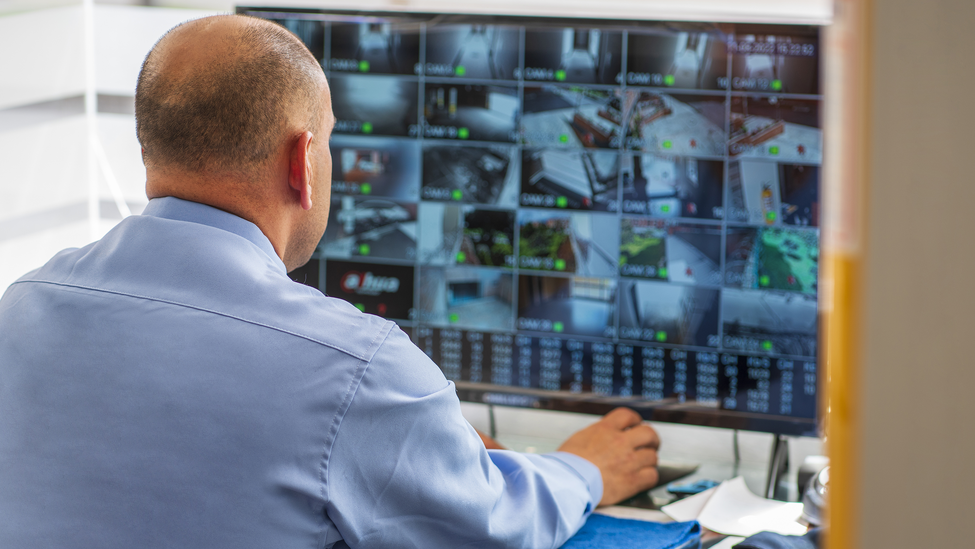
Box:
[136,15,334,270]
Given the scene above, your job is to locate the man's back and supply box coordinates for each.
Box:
[0,198,599,548]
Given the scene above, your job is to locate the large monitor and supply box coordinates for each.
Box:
[239,6,823,436]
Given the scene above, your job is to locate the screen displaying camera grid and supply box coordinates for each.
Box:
[243,7,823,435]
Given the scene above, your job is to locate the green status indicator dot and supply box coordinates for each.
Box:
[656,331,667,342]
[762,340,773,351]
[449,313,459,323]
[358,60,370,72]
[455,65,466,76]
[659,267,668,278]
[766,211,777,222]
[559,134,569,143]
[769,145,780,155]
[760,274,771,286]
[452,189,463,201]
[556,196,568,208]
[458,127,470,140]
[358,244,370,256]
[554,258,566,271]
[555,69,567,81]
[664,74,675,86]
[360,183,372,195]
[361,122,373,134]
[456,252,466,263]
[771,79,783,91]
[662,140,673,149]
[354,303,365,313]
[553,321,564,333]
[661,204,671,213]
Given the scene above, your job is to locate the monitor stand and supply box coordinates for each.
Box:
[764,434,791,501]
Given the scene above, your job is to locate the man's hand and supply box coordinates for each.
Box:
[557,408,659,506]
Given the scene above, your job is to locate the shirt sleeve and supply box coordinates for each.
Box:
[323,325,602,549]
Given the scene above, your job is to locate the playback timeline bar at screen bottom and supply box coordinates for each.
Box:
[414,327,817,422]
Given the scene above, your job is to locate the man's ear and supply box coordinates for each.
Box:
[289,131,315,211]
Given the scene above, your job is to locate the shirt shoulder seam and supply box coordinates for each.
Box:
[11,279,371,361]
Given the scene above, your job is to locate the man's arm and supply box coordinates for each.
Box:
[324,326,599,548]
[324,325,660,547]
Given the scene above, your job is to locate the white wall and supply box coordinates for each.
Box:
[0,5,216,292]
[856,0,975,546]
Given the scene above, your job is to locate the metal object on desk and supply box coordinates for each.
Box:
[800,465,828,527]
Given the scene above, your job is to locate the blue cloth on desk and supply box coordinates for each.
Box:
[733,528,821,549]
[561,514,701,549]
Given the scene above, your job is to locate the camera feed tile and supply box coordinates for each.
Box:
[320,196,418,262]
[424,24,520,81]
[421,143,520,207]
[624,91,726,156]
[517,210,620,277]
[523,27,623,85]
[620,219,722,286]
[621,154,723,219]
[726,160,819,226]
[617,279,720,346]
[724,226,818,295]
[328,20,421,75]
[729,96,821,163]
[521,85,628,149]
[325,260,415,320]
[729,33,819,95]
[417,266,515,331]
[720,288,816,357]
[417,203,515,268]
[423,83,519,142]
[330,74,419,137]
[517,274,617,338]
[330,136,420,200]
[521,148,619,212]
[626,31,728,91]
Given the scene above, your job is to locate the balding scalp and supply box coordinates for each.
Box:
[135,15,326,178]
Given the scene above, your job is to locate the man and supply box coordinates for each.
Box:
[0,15,659,548]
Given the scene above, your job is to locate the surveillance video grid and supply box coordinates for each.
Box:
[244,6,825,429]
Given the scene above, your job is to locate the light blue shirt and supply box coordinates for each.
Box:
[0,197,601,548]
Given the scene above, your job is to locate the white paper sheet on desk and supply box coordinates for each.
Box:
[661,476,806,537]
[659,485,717,522]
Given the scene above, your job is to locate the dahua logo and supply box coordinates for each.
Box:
[340,271,400,296]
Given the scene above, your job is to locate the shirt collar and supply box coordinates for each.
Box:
[141,197,287,273]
